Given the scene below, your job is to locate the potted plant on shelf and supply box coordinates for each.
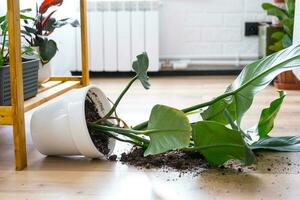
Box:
[0,11,39,106]
[31,47,300,169]
[22,0,79,84]
[261,0,300,90]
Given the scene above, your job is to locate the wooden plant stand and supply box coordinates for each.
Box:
[0,0,89,170]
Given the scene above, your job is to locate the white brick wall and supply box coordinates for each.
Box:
[160,0,273,59]
[1,0,275,67]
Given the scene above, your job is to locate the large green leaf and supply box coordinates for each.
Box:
[39,39,58,64]
[0,15,6,24]
[20,14,35,21]
[20,8,32,13]
[132,52,150,89]
[44,18,79,33]
[252,91,285,139]
[282,18,294,37]
[144,105,192,156]
[272,32,285,41]
[262,3,289,21]
[269,40,284,52]
[192,121,256,166]
[285,0,295,18]
[250,136,300,152]
[24,26,37,34]
[201,45,300,126]
[282,35,292,48]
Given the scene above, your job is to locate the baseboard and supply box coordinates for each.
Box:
[71,69,242,78]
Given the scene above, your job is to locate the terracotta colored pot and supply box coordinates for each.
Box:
[274,71,300,90]
[274,0,285,3]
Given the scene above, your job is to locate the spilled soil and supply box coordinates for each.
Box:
[85,93,110,155]
[117,147,212,176]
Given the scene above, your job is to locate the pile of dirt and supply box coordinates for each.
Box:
[85,94,110,155]
[119,148,211,172]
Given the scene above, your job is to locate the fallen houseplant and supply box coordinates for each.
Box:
[0,11,39,106]
[31,45,300,169]
[262,0,300,89]
[22,0,79,84]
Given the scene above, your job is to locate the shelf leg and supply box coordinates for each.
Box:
[7,0,27,170]
[80,0,89,86]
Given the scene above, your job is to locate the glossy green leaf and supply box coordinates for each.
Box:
[282,18,294,37]
[201,45,300,126]
[282,35,292,48]
[52,18,80,29]
[20,14,34,21]
[24,26,37,34]
[0,15,6,24]
[285,0,295,18]
[262,3,289,21]
[43,18,57,33]
[192,121,256,166]
[247,91,285,141]
[257,91,285,138]
[269,40,284,52]
[250,136,300,152]
[132,52,150,89]
[271,32,284,40]
[20,8,32,13]
[39,39,58,64]
[144,105,192,156]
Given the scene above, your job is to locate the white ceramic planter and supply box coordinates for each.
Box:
[30,47,52,84]
[38,62,52,84]
[30,85,116,158]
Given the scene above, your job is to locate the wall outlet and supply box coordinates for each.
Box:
[245,22,260,36]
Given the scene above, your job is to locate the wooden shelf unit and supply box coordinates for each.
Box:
[0,0,90,170]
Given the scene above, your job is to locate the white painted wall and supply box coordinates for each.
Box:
[293,0,300,79]
[293,0,300,44]
[20,0,78,75]
[0,0,78,75]
[159,0,272,59]
[0,1,6,16]
[0,0,282,73]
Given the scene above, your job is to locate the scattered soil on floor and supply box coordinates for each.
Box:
[120,147,211,175]
[85,93,110,155]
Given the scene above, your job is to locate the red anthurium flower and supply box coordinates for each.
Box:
[39,0,63,14]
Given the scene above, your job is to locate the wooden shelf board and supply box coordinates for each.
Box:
[24,81,82,112]
[38,81,63,93]
[49,76,82,82]
[0,106,13,125]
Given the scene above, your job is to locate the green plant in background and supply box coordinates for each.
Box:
[88,46,300,167]
[22,0,79,65]
[0,10,35,67]
[262,0,295,52]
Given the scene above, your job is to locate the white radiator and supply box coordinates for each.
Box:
[75,0,160,72]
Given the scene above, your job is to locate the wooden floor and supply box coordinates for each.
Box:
[1,76,300,200]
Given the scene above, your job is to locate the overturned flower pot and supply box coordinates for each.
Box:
[30,85,116,158]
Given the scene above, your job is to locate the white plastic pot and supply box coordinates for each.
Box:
[38,62,52,85]
[30,85,116,158]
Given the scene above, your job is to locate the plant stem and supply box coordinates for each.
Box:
[104,76,138,118]
[89,123,150,145]
[99,130,146,148]
[133,91,235,130]
[183,144,245,152]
